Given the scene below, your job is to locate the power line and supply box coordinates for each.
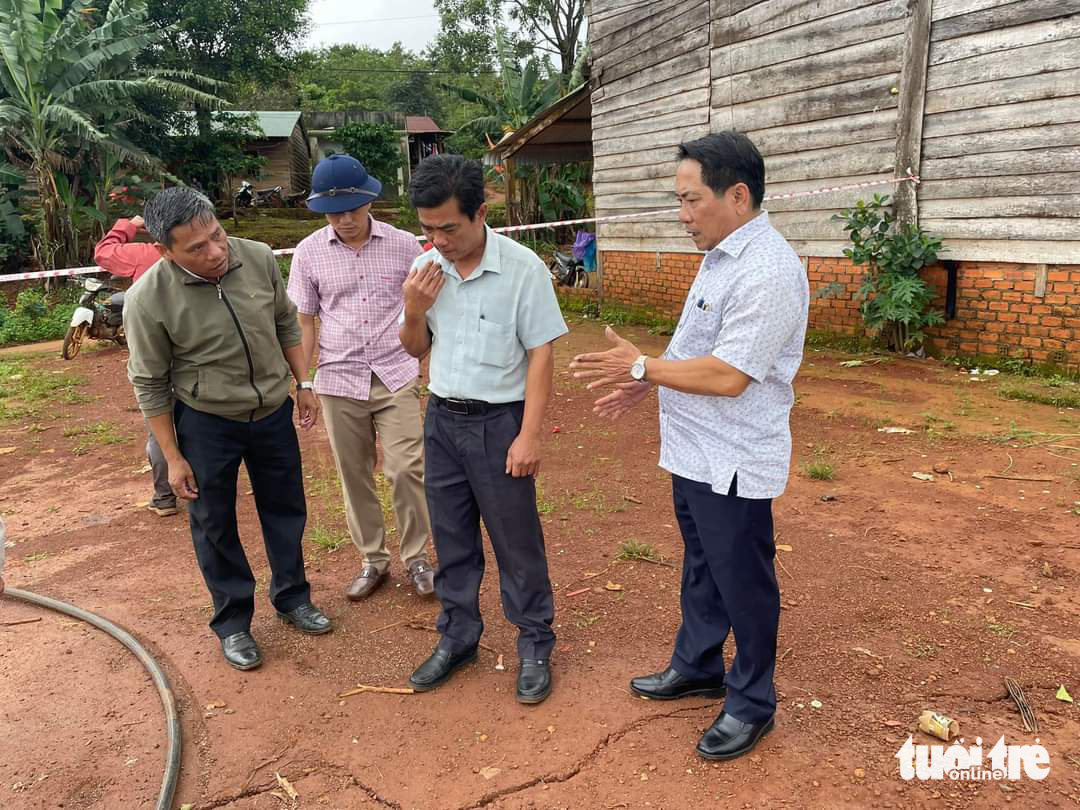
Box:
[310,14,440,27]
[314,67,499,75]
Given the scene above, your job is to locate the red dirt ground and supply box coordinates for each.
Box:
[2,320,1079,810]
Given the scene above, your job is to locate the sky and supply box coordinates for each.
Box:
[304,0,443,53]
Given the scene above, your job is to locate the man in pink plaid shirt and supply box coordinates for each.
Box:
[288,154,435,600]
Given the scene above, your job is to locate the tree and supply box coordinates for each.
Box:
[163,111,267,203]
[0,0,220,269]
[145,0,310,88]
[337,122,404,195]
[433,0,586,79]
[445,30,562,140]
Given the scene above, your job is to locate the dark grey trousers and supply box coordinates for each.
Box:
[424,398,556,660]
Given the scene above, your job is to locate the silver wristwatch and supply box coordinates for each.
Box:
[298,381,314,391]
[630,355,648,382]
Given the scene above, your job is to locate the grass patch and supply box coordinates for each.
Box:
[903,638,938,659]
[536,477,558,514]
[0,358,89,421]
[63,420,128,454]
[571,487,625,514]
[988,622,1017,639]
[998,384,1080,409]
[557,293,678,336]
[310,525,349,552]
[804,461,836,481]
[804,329,879,354]
[374,472,396,534]
[573,612,601,629]
[947,354,1080,382]
[227,213,324,250]
[615,538,661,563]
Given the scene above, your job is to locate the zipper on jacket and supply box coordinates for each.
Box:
[216,281,264,413]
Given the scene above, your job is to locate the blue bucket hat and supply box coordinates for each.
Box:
[306,154,382,213]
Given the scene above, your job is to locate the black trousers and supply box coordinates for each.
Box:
[424,399,555,659]
[670,474,779,724]
[175,398,311,638]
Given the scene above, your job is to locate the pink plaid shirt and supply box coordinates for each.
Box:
[288,220,423,400]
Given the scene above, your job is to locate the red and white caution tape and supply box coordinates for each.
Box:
[1,174,918,283]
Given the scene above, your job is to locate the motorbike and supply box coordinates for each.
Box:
[62,276,126,360]
[234,180,284,208]
[549,250,590,288]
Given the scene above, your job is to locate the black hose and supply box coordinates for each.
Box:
[3,587,182,810]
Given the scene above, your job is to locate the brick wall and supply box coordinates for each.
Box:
[600,250,1080,364]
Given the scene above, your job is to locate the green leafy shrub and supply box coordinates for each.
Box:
[0,286,80,346]
[338,122,405,196]
[834,195,943,353]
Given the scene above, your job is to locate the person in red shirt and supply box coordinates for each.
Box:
[94,216,162,282]
[94,216,177,516]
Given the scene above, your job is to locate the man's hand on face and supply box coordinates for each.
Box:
[506,430,542,478]
[168,455,199,500]
[402,260,445,317]
[297,388,320,430]
[569,326,642,390]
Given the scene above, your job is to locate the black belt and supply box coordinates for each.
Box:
[430,394,515,415]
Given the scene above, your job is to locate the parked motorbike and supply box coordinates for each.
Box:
[234,180,284,208]
[550,250,589,288]
[62,276,126,360]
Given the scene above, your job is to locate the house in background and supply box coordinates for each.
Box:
[487,84,593,226]
[169,111,314,198]
[231,111,312,197]
[405,116,452,167]
[306,112,452,200]
[589,0,1080,366]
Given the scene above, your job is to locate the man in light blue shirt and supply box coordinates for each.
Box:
[571,132,808,761]
[399,154,567,704]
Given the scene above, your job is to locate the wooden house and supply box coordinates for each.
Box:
[233,111,313,196]
[589,0,1080,364]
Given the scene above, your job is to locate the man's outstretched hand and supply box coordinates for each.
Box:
[568,326,642,390]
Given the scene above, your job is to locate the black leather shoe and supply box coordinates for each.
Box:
[516,658,552,704]
[221,631,262,671]
[408,646,477,691]
[696,711,775,760]
[630,666,726,700]
[276,603,332,635]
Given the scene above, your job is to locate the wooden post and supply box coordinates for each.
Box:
[504,157,517,227]
[893,0,933,226]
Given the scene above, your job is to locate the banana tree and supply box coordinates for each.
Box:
[0,0,221,269]
[445,28,563,140]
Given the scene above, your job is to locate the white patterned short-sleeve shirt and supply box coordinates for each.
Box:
[658,211,809,499]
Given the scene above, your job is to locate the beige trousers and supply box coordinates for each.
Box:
[320,377,431,572]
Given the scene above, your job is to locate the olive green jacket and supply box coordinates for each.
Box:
[124,237,301,422]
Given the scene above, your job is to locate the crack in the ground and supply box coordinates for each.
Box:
[197,760,402,810]
[454,701,721,810]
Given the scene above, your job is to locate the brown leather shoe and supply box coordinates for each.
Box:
[408,559,435,596]
[345,565,388,601]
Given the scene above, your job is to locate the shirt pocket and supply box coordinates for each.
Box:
[673,305,722,357]
[476,316,516,367]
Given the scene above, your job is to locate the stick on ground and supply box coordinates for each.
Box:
[1005,677,1038,733]
[338,685,416,698]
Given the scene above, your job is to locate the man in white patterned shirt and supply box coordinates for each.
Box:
[571,132,808,761]
[289,155,435,601]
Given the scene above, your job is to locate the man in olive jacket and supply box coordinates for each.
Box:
[124,187,332,671]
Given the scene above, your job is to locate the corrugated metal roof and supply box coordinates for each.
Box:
[169,111,302,139]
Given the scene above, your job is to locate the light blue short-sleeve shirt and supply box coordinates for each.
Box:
[413,227,568,403]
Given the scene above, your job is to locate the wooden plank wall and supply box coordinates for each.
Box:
[590,0,1080,262]
[590,0,712,253]
[921,0,1080,263]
